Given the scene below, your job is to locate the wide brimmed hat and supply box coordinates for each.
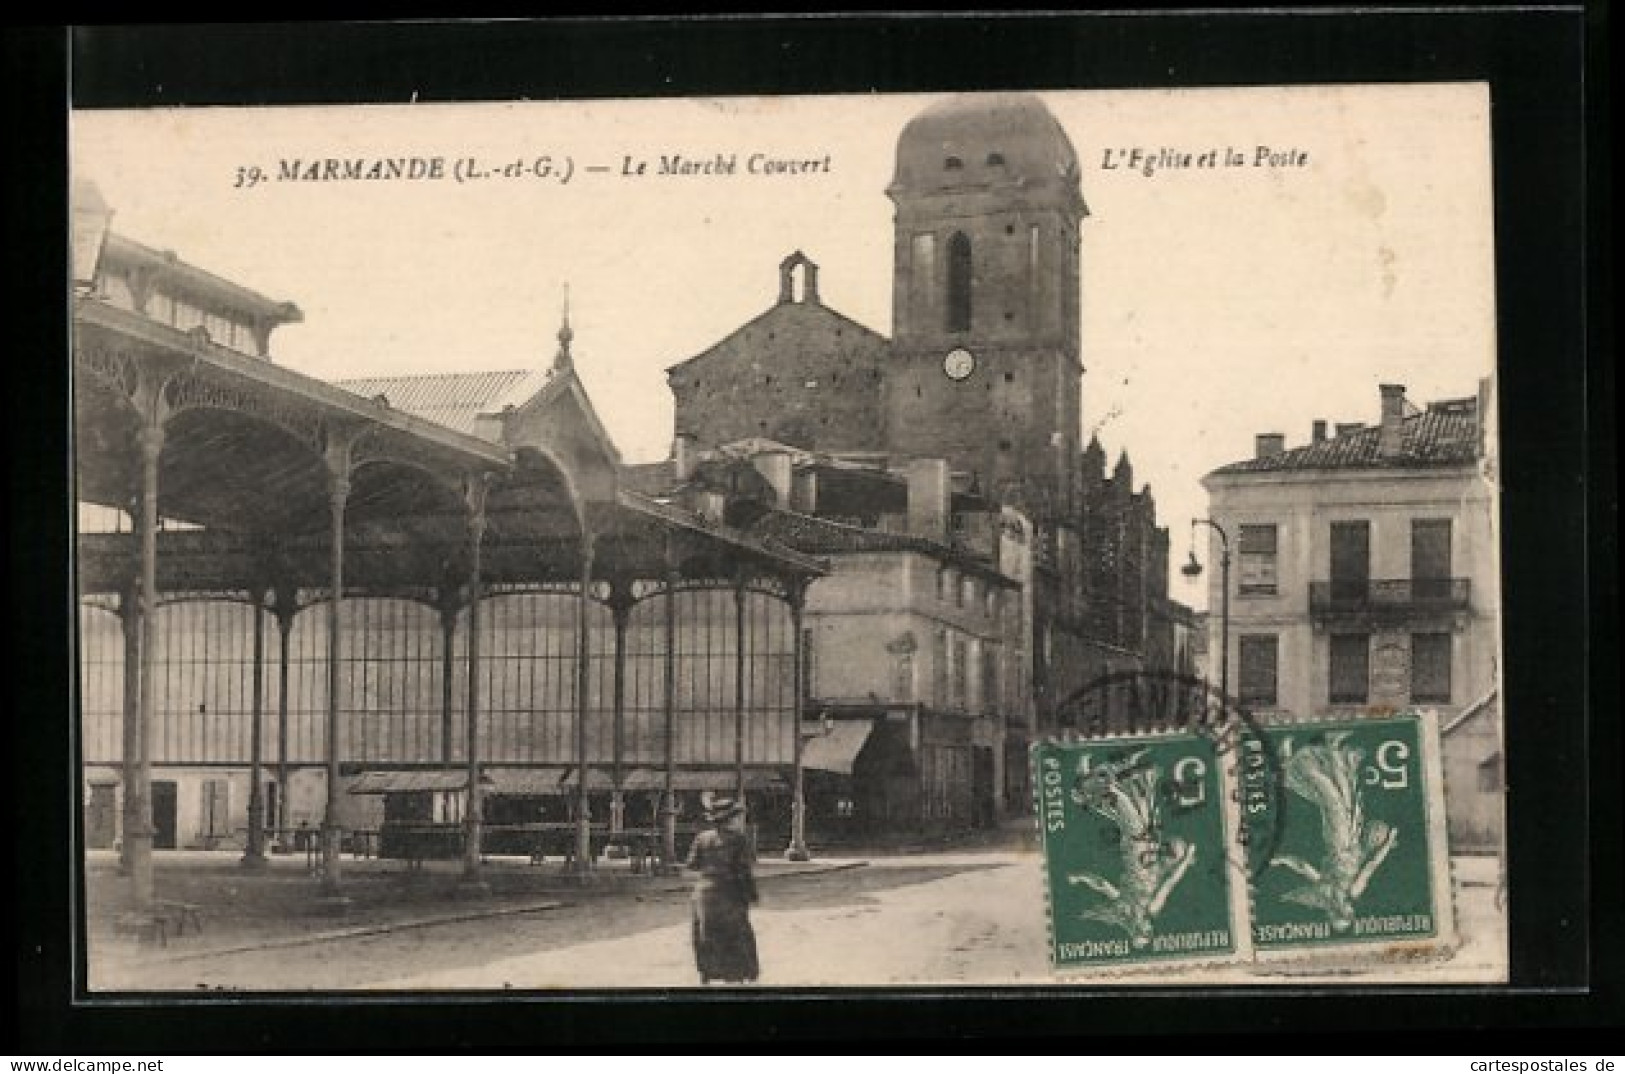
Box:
[701,793,745,823]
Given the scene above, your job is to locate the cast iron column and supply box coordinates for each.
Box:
[608,583,631,842]
[241,587,269,868]
[320,437,351,896]
[734,572,748,808]
[439,601,457,766]
[461,476,489,887]
[273,587,296,848]
[117,580,140,875]
[660,570,679,872]
[570,533,596,875]
[784,580,810,861]
[128,418,165,909]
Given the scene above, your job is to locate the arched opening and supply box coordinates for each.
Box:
[947,231,973,333]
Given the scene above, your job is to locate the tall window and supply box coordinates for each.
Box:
[1330,520,1371,601]
[1238,523,1279,595]
[934,629,949,707]
[1412,519,1453,600]
[947,231,973,332]
[951,637,969,710]
[1329,633,1370,703]
[912,232,936,323]
[1238,635,1278,707]
[1411,632,1452,702]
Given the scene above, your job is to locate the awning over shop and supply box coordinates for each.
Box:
[558,767,662,791]
[447,767,788,795]
[662,769,787,792]
[348,770,489,795]
[485,767,570,795]
[802,719,875,775]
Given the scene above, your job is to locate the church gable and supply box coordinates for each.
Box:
[666,253,890,453]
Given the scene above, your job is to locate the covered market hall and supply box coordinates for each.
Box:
[73,201,826,910]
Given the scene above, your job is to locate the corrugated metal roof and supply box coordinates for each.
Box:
[336,369,548,437]
[485,767,570,795]
[558,767,663,790]
[348,770,486,794]
[664,769,786,792]
[1212,399,1480,475]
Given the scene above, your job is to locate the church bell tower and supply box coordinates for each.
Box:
[883,93,1088,523]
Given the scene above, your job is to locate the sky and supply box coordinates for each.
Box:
[71,84,1495,609]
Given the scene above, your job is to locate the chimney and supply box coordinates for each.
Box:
[751,450,793,506]
[1379,383,1407,457]
[905,458,951,542]
[791,467,818,514]
[697,490,727,525]
[1255,433,1286,459]
[1336,422,1365,437]
[673,433,699,482]
[1312,420,1327,443]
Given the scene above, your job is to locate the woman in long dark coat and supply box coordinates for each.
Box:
[685,794,759,984]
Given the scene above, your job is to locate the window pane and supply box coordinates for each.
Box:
[1238,635,1277,706]
[1238,524,1278,594]
[1329,634,1370,703]
[1411,632,1452,702]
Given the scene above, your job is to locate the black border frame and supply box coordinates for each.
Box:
[10,9,1614,1049]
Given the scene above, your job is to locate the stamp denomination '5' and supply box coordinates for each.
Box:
[1035,733,1249,970]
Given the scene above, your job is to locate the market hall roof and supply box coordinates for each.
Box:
[74,245,823,589]
[74,297,514,538]
[337,370,550,439]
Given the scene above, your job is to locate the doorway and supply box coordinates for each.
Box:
[151,780,178,849]
[85,784,117,849]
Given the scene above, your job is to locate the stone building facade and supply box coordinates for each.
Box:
[1201,381,1502,851]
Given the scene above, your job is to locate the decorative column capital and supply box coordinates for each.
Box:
[136,421,166,462]
[322,426,358,502]
[462,471,492,536]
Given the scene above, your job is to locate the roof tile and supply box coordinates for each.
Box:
[1213,399,1480,475]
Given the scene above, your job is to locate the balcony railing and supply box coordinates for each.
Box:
[1309,578,1471,617]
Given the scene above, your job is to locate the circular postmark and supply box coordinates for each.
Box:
[1051,669,1286,876]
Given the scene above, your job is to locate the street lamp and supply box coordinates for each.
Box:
[785,710,834,862]
[1182,518,1231,708]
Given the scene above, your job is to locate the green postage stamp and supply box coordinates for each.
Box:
[1034,731,1251,972]
[1244,710,1456,959]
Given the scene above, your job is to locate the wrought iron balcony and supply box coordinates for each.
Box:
[1309,578,1471,619]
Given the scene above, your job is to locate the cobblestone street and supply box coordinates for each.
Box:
[87,849,1506,992]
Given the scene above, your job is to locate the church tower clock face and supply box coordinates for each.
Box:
[943,347,976,381]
